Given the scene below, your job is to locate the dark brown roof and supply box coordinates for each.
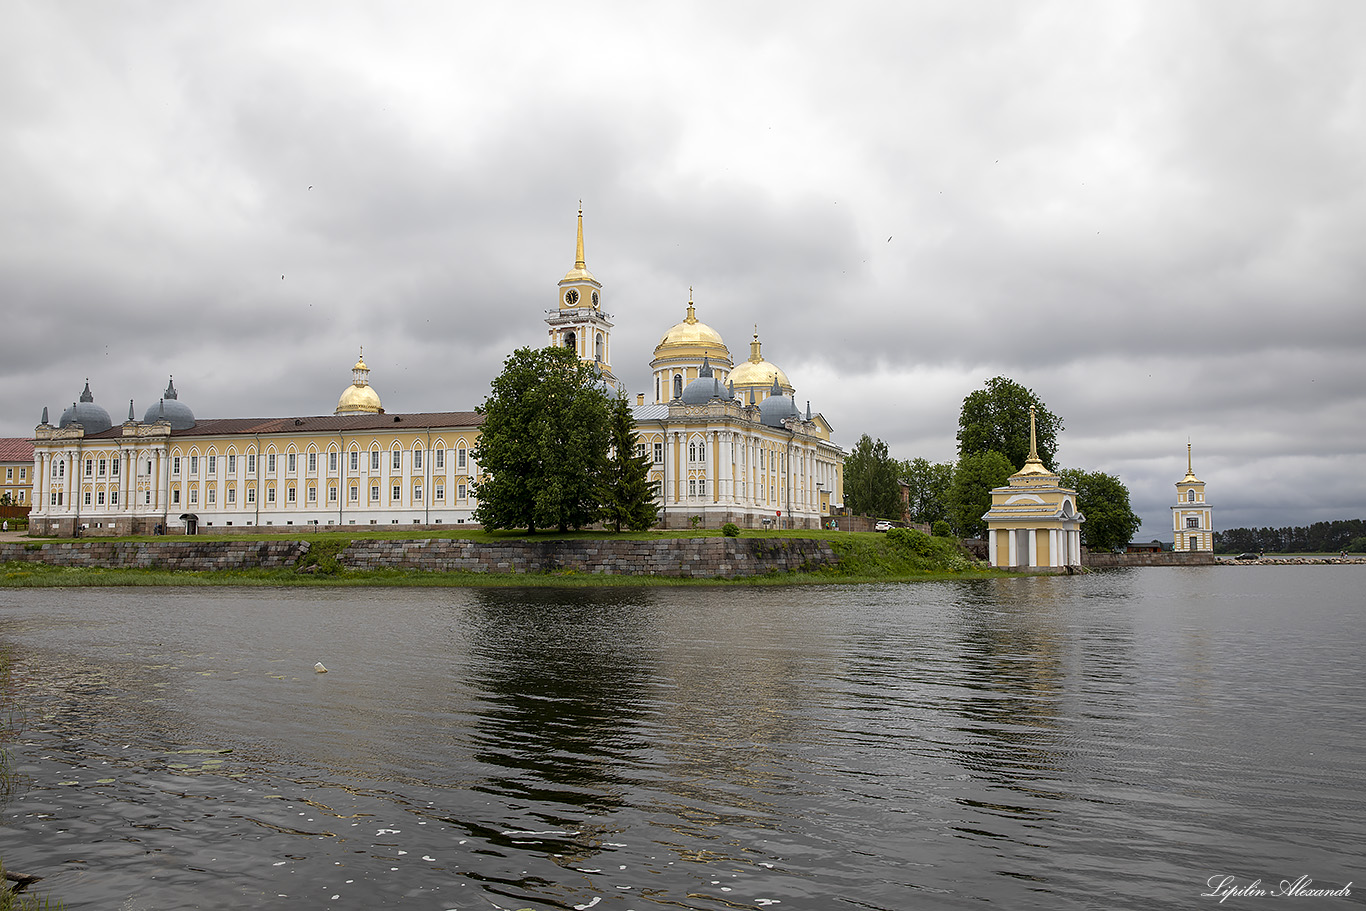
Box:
[0,438,34,461]
[79,412,483,440]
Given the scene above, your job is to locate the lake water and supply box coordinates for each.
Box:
[0,567,1361,910]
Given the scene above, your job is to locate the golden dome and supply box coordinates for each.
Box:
[336,347,382,414]
[727,328,791,392]
[655,294,730,360]
[337,384,382,414]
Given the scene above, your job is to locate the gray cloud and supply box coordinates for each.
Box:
[3,0,1364,537]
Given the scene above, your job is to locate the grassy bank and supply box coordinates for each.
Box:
[1,528,1007,587]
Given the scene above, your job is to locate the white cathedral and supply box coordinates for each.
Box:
[29,210,845,535]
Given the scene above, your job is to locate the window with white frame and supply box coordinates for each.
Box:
[371,486,380,501]
[371,450,381,471]
[349,486,358,502]
[228,454,236,474]
[1186,516,1199,528]
[207,488,215,504]
[190,455,198,474]
[413,485,422,501]
[85,459,93,476]
[308,452,317,473]
[207,455,216,474]
[267,453,276,473]
[413,449,423,470]
[350,451,359,471]
[457,447,466,469]
[111,458,119,476]
[189,488,198,504]
[307,486,317,502]
[267,487,275,503]
[392,485,401,501]
[287,453,296,473]
[654,442,663,464]
[110,491,117,505]
[172,489,180,504]
[287,486,296,503]
[247,453,256,473]
[435,485,444,500]
[457,484,466,499]
[247,487,256,504]
[329,486,337,502]
[435,449,444,469]
[329,452,337,472]
[392,451,401,470]
[227,487,236,504]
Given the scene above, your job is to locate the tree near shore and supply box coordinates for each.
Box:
[844,435,904,519]
[473,346,612,533]
[957,376,1062,470]
[948,450,1014,538]
[1059,468,1141,553]
[599,393,658,532]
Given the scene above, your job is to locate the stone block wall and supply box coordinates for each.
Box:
[1082,550,1215,568]
[0,540,309,570]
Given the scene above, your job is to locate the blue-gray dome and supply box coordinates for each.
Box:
[759,378,801,427]
[58,381,112,434]
[143,377,195,429]
[680,375,728,405]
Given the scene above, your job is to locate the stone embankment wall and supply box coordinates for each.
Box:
[1,537,838,578]
[0,540,309,569]
[342,537,837,578]
[1083,551,1216,568]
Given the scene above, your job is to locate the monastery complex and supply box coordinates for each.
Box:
[27,211,846,536]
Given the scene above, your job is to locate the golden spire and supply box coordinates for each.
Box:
[574,201,585,271]
[1188,440,1193,475]
[750,325,763,363]
[1012,405,1053,477]
[686,287,696,323]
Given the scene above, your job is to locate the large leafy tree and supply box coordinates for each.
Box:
[844,434,904,519]
[473,346,612,533]
[957,377,1063,470]
[899,457,955,527]
[1059,468,1142,552]
[948,450,1014,538]
[599,393,659,532]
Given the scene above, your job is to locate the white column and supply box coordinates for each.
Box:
[1007,528,1017,567]
[988,529,997,566]
[1049,528,1059,567]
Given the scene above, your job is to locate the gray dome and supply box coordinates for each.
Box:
[759,391,801,428]
[143,377,195,429]
[58,381,112,434]
[680,375,728,405]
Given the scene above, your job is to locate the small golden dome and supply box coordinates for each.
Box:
[337,383,382,414]
[336,347,382,414]
[728,328,791,393]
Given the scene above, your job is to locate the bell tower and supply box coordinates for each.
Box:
[546,204,619,392]
[1172,443,1213,552]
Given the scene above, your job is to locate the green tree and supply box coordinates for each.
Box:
[899,457,955,526]
[473,346,612,533]
[1059,468,1142,552]
[948,450,1014,538]
[599,393,658,532]
[957,376,1063,470]
[844,434,903,519]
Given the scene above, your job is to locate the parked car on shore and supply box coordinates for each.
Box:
[875,520,893,532]
[1236,552,1259,561]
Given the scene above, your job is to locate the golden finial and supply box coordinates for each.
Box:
[1187,440,1193,475]
[686,287,696,322]
[574,204,586,271]
[1028,405,1039,462]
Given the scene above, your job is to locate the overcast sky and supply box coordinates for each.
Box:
[4,1,1363,538]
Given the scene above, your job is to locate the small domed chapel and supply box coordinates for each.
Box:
[29,211,845,535]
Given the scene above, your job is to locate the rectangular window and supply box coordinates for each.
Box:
[96,491,104,506]
[652,480,662,499]
[392,485,401,501]
[267,487,276,503]
[435,450,444,469]
[86,459,93,477]
[371,451,380,471]
[392,451,401,470]
[307,486,317,502]
[371,486,379,502]
[227,454,235,474]
[267,453,276,473]
[190,455,198,474]
[145,490,150,505]
[413,449,423,470]
[288,453,296,473]
[435,485,444,501]
[98,458,106,476]
[111,459,119,476]
[308,452,317,473]
[172,488,180,504]
[287,487,296,503]
[19,467,26,480]
[189,488,198,504]
[329,486,337,502]
[698,479,706,497]
[457,484,466,499]
[247,487,256,504]
[689,479,696,497]
[227,487,235,504]
[1186,516,1199,528]
[654,442,663,464]
[207,488,215,504]
[457,447,466,469]
[4,468,9,480]
[414,485,423,501]
[349,486,358,502]
[207,455,216,474]
[350,451,359,471]
[329,452,337,472]
[636,443,646,459]
[51,492,57,506]
[245,454,254,473]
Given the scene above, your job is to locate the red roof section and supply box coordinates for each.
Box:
[0,438,34,462]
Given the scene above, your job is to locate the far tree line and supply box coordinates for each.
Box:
[844,376,1142,552]
[1214,520,1366,554]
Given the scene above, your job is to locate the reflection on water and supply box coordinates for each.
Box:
[0,569,1363,910]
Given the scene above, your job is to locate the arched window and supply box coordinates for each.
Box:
[1188,490,1196,502]
[689,442,697,461]
[673,374,683,399]
[595,333,604,362]
[655,376,660,401]
[564,331,576,352]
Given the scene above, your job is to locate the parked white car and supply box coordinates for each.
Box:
[875,520,893,532]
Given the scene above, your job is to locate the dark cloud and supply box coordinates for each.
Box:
[2,0,1363,535]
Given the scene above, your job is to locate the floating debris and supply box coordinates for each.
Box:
[314,663,328,673]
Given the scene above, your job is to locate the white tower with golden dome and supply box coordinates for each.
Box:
[650,289,733,403]
[1172,443,1213,552]
[335,348,383,414]
[546,205,620,392]
[727,326,794,405]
